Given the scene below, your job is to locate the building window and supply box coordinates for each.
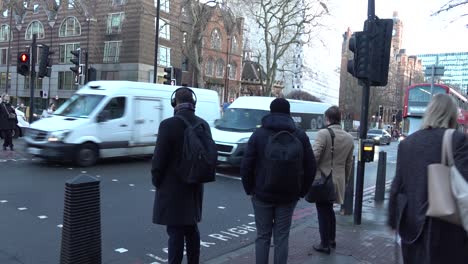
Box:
[158,19,170,40]
[101,71,120,80]
[158,45,171,67]
[24,75,43,90]
[103,41,122,63]
[107,12,125,34]
[68,0,74,9]
[25,21,45,40]
[229,62,237,80]
[58,71,77,90]
[181,7,187,17]
[113,0,126,5]
[0,72,10,90]
[216,59,224,77]
[211,29,222,50]
[231,36,238,54]
[59,17,81,37]
[182,32,187,44]
[0,24,11,42]
[205,57,214,76]
[2,9,8,17]
[33,4,40,13]
[158,0,170,13]
[0,48,8,65]
[59,43,80,64]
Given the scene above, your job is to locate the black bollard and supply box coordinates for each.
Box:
[374,151,387,202]
[343,156,355,215]
[60,174,101,264]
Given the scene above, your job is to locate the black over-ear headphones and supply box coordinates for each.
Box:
[170,87,197,108]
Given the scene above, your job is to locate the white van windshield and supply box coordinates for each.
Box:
[54,94,105,118]
[216,108,269,132]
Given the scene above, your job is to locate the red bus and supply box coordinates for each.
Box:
[403,83,468,135]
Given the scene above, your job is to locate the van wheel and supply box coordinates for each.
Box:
[76,143,98,167]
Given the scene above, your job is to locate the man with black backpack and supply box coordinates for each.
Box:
[151,87,217,264]
[241,98,316,264]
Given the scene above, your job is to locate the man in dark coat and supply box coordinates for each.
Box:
[151,87,208,264]
[0,94,17,151]
[241,98,316,264]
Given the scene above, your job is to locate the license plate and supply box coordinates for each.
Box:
[27,147,41,155]
[217,156,227,162]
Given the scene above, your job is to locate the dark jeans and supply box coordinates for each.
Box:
[251,196,297,264]
[1,129,13,148]
[316,201,336,247]
[166,225,200,264]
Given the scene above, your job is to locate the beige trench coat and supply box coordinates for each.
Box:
[312,124,354,204]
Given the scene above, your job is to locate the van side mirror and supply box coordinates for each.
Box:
[97,110,110,123]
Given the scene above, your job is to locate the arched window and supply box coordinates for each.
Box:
[0,24,11,42]
[216,59,224,77]
[229,61,237,79]
[25,21,45,40]
[205,57,214,76]
[231,36,238,54]
[211,29,222,50]
[59,17,81,37]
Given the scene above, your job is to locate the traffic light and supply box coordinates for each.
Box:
[87,67,97,82]
[17,52,30,76]
[70,48,81,77]
[163,67,173,85]
[173,67,182,86]
[347,31,370,79]
[379,105,384,117]
[368,18,393,86]
[38,45,53,78]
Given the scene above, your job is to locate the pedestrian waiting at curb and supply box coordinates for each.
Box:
[241,98,316,264]
[388,93,468,264]
[0,93,18,151]
[305,106,354,254]
[151,87,217,264]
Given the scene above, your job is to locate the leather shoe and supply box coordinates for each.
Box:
[9,146,14,151]
[313,244,331,255]
[2,146,6,151]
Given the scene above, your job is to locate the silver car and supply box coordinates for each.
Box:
[367,129,391,145]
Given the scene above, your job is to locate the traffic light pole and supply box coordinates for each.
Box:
[29,34,37,124]
[153,0,161,83]
[354,0,375,226]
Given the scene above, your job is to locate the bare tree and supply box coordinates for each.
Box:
[432,0,468,25]
[285,89,321,102]
[232,0,329,96]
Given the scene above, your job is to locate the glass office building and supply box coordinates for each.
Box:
[415,52,468,95]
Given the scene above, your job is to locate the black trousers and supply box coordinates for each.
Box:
[1,129,13,148]
[166,225,200,264]
[315,201,336,247]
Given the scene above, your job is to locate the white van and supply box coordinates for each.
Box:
[213,96,331,166]
[24,81,220,166]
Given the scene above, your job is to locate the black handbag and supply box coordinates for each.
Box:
[305,128,336,203]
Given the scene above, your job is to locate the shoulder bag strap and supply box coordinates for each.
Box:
[174,115,192,128]
[443,129,456,166]
[2,103,10,115]
[326,128,335,172]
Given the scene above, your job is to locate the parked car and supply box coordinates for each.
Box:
[367,129,391,145]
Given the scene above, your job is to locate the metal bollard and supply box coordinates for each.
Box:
[374,151,387,202]
[60,174,101,264]
[342,155,355,215]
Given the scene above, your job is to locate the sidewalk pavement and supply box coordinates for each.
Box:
[206,184,401,264]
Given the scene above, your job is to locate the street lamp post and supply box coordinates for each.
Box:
[5,6,13,94]
[154,0,161,83]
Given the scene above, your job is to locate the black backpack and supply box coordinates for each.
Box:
[175,115,217,184]
[263,130,304,193]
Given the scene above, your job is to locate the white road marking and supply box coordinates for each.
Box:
[216,173,242,180]
[18,207,27,211]
[0,200,7,203]
[146,253,167,263]
[57,224,63,228]
[112,179,118,182]
[38,215,48,219]
[68,168,73,170]
[81,171,87,174]
[114,248,128,253]
[217,206,225,209]
[129,184,135,187]
[248,214,255,217]
[151,189,156,192]
[96,175,101,178]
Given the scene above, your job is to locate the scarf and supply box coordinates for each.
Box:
[174,103,195,114]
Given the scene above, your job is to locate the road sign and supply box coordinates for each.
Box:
[424,66,444,77]
[42,89,48,99]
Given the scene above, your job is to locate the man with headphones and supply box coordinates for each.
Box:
[151,87,209,264]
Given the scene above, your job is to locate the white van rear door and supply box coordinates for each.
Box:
[133,97,163,145]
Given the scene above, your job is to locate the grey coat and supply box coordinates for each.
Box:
[312,124,354,204]
[388,128,468,263]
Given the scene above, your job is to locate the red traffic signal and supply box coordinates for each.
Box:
[19,53,29,63]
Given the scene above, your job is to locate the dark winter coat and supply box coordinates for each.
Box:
[241,113,316,203]
[0,102,17,130]
[388,128,468,263]
[151,109,206,226]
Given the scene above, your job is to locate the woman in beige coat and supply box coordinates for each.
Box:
[312,106,354,254]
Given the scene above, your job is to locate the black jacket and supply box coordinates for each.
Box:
[0,103,17,130]
[241,113,316,203]
[151,109,206,226]
[388,128,468,263]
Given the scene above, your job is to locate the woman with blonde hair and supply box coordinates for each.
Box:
[388,93,468,263]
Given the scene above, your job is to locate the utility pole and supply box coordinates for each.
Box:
[29,34,37,124]
[153,0,161,83]
[5,5,13,94]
